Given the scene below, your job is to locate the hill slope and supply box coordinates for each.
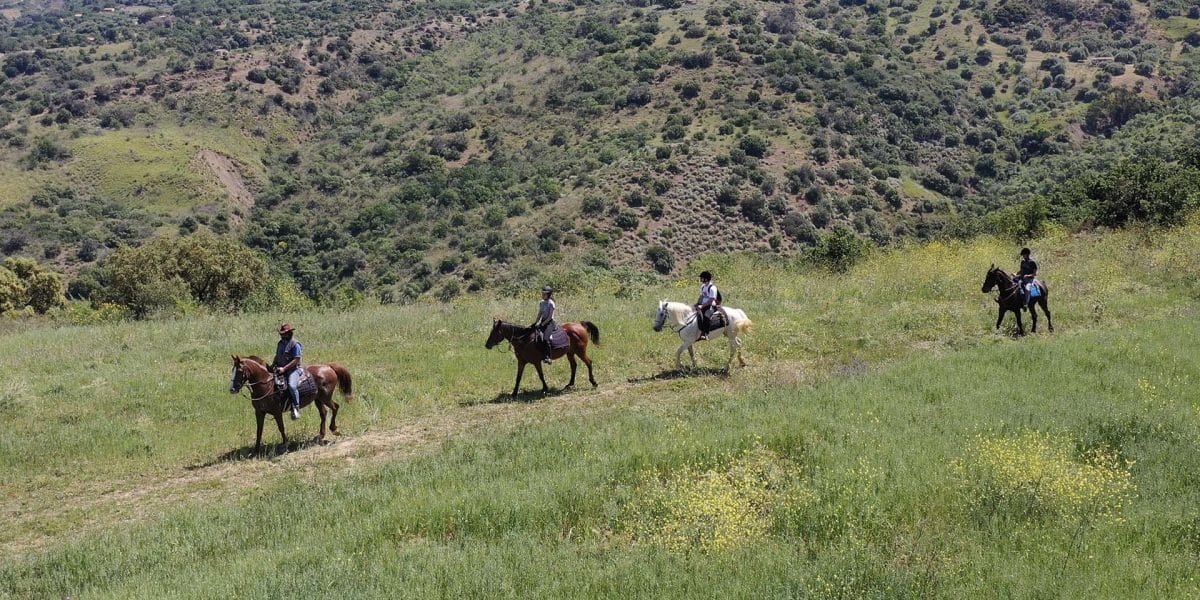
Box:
[4,222,1200,595]
[0,0,1197,302]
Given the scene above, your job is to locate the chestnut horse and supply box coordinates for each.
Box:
[981,265,1053,335]
[229,355,353,453]
[484,319,600,396]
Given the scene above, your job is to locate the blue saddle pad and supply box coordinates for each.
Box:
[548,326,570,351]
[1028,283,1041,298]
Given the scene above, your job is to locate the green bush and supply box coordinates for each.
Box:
[101,233,267,318]
[645,245,675,274]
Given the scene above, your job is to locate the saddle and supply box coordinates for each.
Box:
[695,308,726,334]
[530,323,570,351]
[273,369,317,402]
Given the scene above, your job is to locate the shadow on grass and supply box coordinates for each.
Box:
[478,386,576,405]
[187,438,326,469]
[627,367,730,384]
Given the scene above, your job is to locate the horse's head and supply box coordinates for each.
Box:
[230,355,246,394]
[982,264,1001,293]
[485,318,505,349]
[653,300,668,332]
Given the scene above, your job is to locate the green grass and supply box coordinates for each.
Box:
[5,222,1200,596]
[65,125,263,213]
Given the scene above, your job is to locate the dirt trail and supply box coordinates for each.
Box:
[199,150,254,224]
[2,365,777,556]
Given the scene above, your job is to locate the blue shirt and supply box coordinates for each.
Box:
[274,338,302,373]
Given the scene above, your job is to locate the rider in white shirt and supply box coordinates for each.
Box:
[532,286,557,364]
[694,271,718,341]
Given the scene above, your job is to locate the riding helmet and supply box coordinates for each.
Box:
[542,286,554,294]
[1019,247,1031,256]
[699,271,713,281]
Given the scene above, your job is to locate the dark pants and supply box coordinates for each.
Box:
[696,306,711,333]
[538,323,555,358]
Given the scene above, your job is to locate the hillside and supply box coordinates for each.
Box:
[4,222,1200,596]
[0,0,1197,305]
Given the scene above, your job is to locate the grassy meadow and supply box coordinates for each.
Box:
[5,223,1200,597]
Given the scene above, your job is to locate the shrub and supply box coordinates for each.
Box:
[645,245,675,274]
[812,225,870,272]
[781,212,819,245]
[738,134,770,158]
[101,233,266,317]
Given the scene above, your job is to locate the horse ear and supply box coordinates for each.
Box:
[989,263,995,270]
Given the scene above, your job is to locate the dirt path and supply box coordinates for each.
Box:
[199,150,254,224]
[2,365,782,556]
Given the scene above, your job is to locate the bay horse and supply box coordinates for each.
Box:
[484,320,600,397]
[981,265,1053,335]
[653,301,753,371]
[229,355,353,453]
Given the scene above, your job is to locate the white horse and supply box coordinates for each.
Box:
[653,301,753,371]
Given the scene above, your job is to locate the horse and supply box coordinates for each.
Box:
[653,301,753,371]
[981,265,1053,335]
[229,355,353,453]
[484,319,600,397]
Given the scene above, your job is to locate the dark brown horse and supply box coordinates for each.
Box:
[229,355,353,453]
[982,265,1053,335]
[484,320,600,397]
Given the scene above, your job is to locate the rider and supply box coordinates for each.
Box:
[272,323,303,420]
[531,286,556,364]
[695,271,718,341]
[1015,247,1038,309]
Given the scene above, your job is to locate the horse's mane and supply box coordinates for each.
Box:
[241,355,268,369]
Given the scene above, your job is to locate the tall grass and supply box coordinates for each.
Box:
[4,223,1200,596]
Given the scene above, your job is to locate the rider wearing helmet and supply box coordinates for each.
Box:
[1015,248,1037,309]
[531,286,556,364]
[272,323,303,420]
[695,271,718,341]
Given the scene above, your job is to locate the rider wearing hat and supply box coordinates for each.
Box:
[272,323,303,419]
[1015,247,1037,309]
[531,286,556,364]
[695,271,718,341]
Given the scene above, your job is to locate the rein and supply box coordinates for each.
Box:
[237,365,277,402]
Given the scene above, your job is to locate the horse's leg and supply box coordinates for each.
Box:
[583,350,597,388]
[315,393,328,444]
[725,333,736,372]
[1041,298,1054,332]
[534,361,549,394]
[566,351,578,388]
[688,345,697,368]
[513,361,526,397]
[329,396,340,435]
[1030,302,1038,333]
[273,412,288,449]
[995,307,1005,330]
[254,410,266,454]
[1014,309,1025,336]
[674,341,687,370]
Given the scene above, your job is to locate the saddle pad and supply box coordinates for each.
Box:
[548,326,570,351]
[296,369,317,398]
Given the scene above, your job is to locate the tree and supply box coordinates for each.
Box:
[1084,88,1153,136]
[0,258,65,313]
[102,233,266,317]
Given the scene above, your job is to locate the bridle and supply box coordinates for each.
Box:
[233,361,276,402]
[990,269,1022,304]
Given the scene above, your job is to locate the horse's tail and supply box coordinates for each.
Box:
[735,319,753,334]
[582,321,601,346]
[329,363,353,401]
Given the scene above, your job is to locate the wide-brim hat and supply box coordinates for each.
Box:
[278,323,295,334]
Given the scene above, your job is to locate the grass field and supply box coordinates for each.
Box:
[4,222,1200,597]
